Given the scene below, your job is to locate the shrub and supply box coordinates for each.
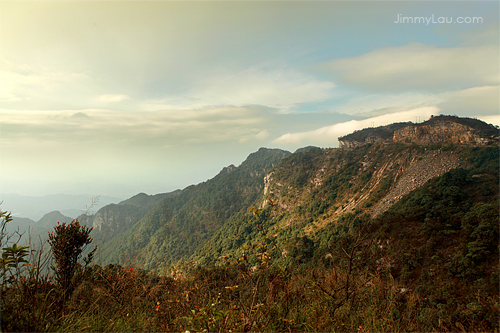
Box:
[48,219,96,298]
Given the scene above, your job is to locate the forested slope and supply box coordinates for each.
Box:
[191,143,480,263]
[103,148,290,270]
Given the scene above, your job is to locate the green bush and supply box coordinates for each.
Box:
[48,220,96,298]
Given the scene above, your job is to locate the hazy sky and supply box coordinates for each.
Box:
[1,1,498,198]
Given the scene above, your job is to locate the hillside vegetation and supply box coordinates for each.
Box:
[101,148,290,271]
[1,117,498,332]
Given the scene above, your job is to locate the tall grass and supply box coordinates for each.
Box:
[2,253,498,332]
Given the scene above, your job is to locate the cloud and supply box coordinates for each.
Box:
[320,39,498,93]
[437,85,499,117]
[476,114,500,127]
[0,59,91,108]
[238,130,270,143]
[71,112,91,119]
[273,106,439,147]
[0,105,272,147]
[95,94,130,103]
[144,66,336,112]
[197,66,336,111]
[333,92,443,116]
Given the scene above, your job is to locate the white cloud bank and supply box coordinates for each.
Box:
[273,106,440,147]
[0,105,272,147]
[437,85,499,117]
[322,39,498,93]
[95,94,130,103]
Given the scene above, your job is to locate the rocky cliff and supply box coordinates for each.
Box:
[338,115,499,148]
[338,122,410,148]
[393,116,499,146]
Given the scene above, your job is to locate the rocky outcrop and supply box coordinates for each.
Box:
[263,172,274,196]
[338,116,499,148]
[393,120,497,146]
[339,136,388,149]
[338,122,411,148]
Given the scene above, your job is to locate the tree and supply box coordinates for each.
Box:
[48,219,95,297]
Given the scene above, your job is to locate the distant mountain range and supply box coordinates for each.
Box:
[6,211,74,245]
[78,147,290,268]
[0,193,123,221]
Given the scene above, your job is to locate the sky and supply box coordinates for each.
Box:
[1,1,499,199]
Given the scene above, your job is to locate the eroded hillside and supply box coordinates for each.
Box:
[262,144,466,234]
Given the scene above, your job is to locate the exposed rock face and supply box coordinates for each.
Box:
[338,116,499,148]
[370,150,463,217]
[338,122,409,149]
[263,172,274,196]
[78,203,144,234]
[88,205,135,232]
[339,135,389,148]
[393,120,495,146]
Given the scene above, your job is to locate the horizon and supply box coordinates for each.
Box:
[1,1,499,198]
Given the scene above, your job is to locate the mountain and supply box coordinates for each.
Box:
[4,216,35,238]
[7,211,74,247]
[75,190,181,265]
[185,128,498,332]
[191,140,496,263]
[1,116,497,332]
[36,211,74,230]
[31,211,74,243]
[0,194,122,221]
[81,116,498,273]
[118,191,180,208]
[100,147,290,270]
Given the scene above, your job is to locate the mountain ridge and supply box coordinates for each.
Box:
[339,115,499,148]
[6,117,497,274]
[90,147,290,269]
[68,117,499,271]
